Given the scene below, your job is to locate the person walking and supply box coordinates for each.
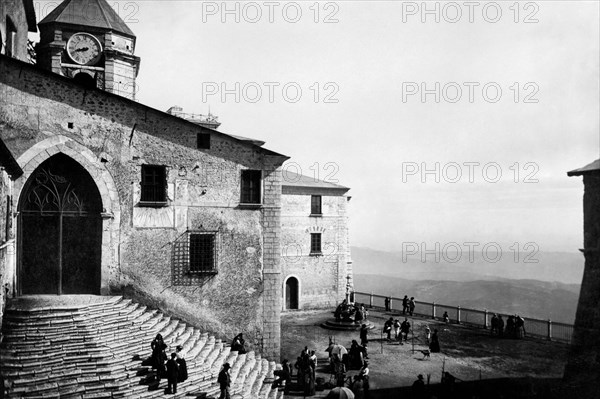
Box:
[218,363,232,399]
[165,353,179,394]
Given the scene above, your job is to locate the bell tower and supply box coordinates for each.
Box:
[35,0,141,100]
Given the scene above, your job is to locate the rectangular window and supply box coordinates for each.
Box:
[311,195,322,215]
[310,233,322,255]
[140,165,167,204]
[189,233,216,273]
[241,170,262,204]
[197,132,211,149]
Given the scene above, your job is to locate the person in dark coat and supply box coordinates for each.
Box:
[165,353,179,394]
[383,317,394,341]
[175,345,188,382]
[400,318,411,342]
[231,333,246,354]
[412,374,426,399]
[360,324,369,359]
[408,297,416,316]
[490,314,499,336]
[498,315,505,337]
[429,329,441,353]
[350,375,365,399]
[151,333,167,382]
[384,297,390,311]
[402,295,409,315]
[218,363,231,399]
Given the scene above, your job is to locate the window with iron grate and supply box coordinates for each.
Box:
[189,233,216,273]
[140,165,167,206]
[310,233,322,255]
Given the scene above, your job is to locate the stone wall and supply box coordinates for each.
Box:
[281,190,351,310]
[0,55,285,358]
[0,169,9,328]
[0,0,31,62]
[564,170,600,396]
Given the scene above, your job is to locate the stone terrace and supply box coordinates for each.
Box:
[0,296,285,399]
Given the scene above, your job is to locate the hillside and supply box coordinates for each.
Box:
[351,246,584,284]
[354,274,580,324]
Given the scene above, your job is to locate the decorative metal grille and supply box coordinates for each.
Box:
[172,231,218,286]
[23,167,85,214]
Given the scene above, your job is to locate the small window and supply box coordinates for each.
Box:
[189,233,216,273]
[197,132,211,149]
[140,165,167,205]
[311,195,322,215]
[310,233,322,255]
[241,170,262,204]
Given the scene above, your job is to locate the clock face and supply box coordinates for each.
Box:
[67,33,103,66]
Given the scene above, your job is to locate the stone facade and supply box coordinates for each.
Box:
[564,160,600,396]
[0,0,36,62]
[281,173,352,310]
[0,54,287,358]
[0,138,22,330]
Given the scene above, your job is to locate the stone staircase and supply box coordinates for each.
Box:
[0,296,286,399]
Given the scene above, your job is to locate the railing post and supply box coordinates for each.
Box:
[484,309,488,329]
[547,319,552,341]
[457,306,461,324]
[369,292,373,308]
[389,297,393,311]
[432,302,436,319]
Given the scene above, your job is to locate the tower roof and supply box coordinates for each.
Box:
[38,0,135,38]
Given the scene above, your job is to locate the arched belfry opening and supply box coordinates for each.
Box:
[285,277,299,310]
[18,153,103,295]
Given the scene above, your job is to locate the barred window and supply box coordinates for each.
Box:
[190,233,216,273]
[140,165,166,204]
[310,233,322,255]
[311,195,322,215]
[241,170,262,204]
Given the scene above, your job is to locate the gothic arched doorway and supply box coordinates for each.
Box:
[18,154,103,295]
[285,277,299,310]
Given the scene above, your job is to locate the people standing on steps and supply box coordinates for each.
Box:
[218,362,232,399]
[175,345,188,383]
[150,333,167,383]
[165,353,179,394]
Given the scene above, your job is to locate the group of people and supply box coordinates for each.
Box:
[382,317,412,342]
[334,299,369,323]
[382,295,416,316]
[490,314,526,339]
[150,334,188,395]
[293,346,319,396]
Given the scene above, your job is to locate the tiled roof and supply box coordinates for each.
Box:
[282,170,349,191]
[39,0,136,38]
[567,159,600,176]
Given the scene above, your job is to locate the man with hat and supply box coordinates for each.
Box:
[218,362,232,399]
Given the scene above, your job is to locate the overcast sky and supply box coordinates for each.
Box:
[33,1,599,255]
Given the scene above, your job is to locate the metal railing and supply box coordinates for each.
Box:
[353,291,573,344]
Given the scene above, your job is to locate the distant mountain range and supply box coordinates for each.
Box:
[350,246,584,284]
[350,247,583,324]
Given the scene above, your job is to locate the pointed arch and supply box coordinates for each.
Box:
[14,136,120,295]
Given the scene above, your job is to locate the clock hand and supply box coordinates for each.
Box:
[76,47,90,52]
